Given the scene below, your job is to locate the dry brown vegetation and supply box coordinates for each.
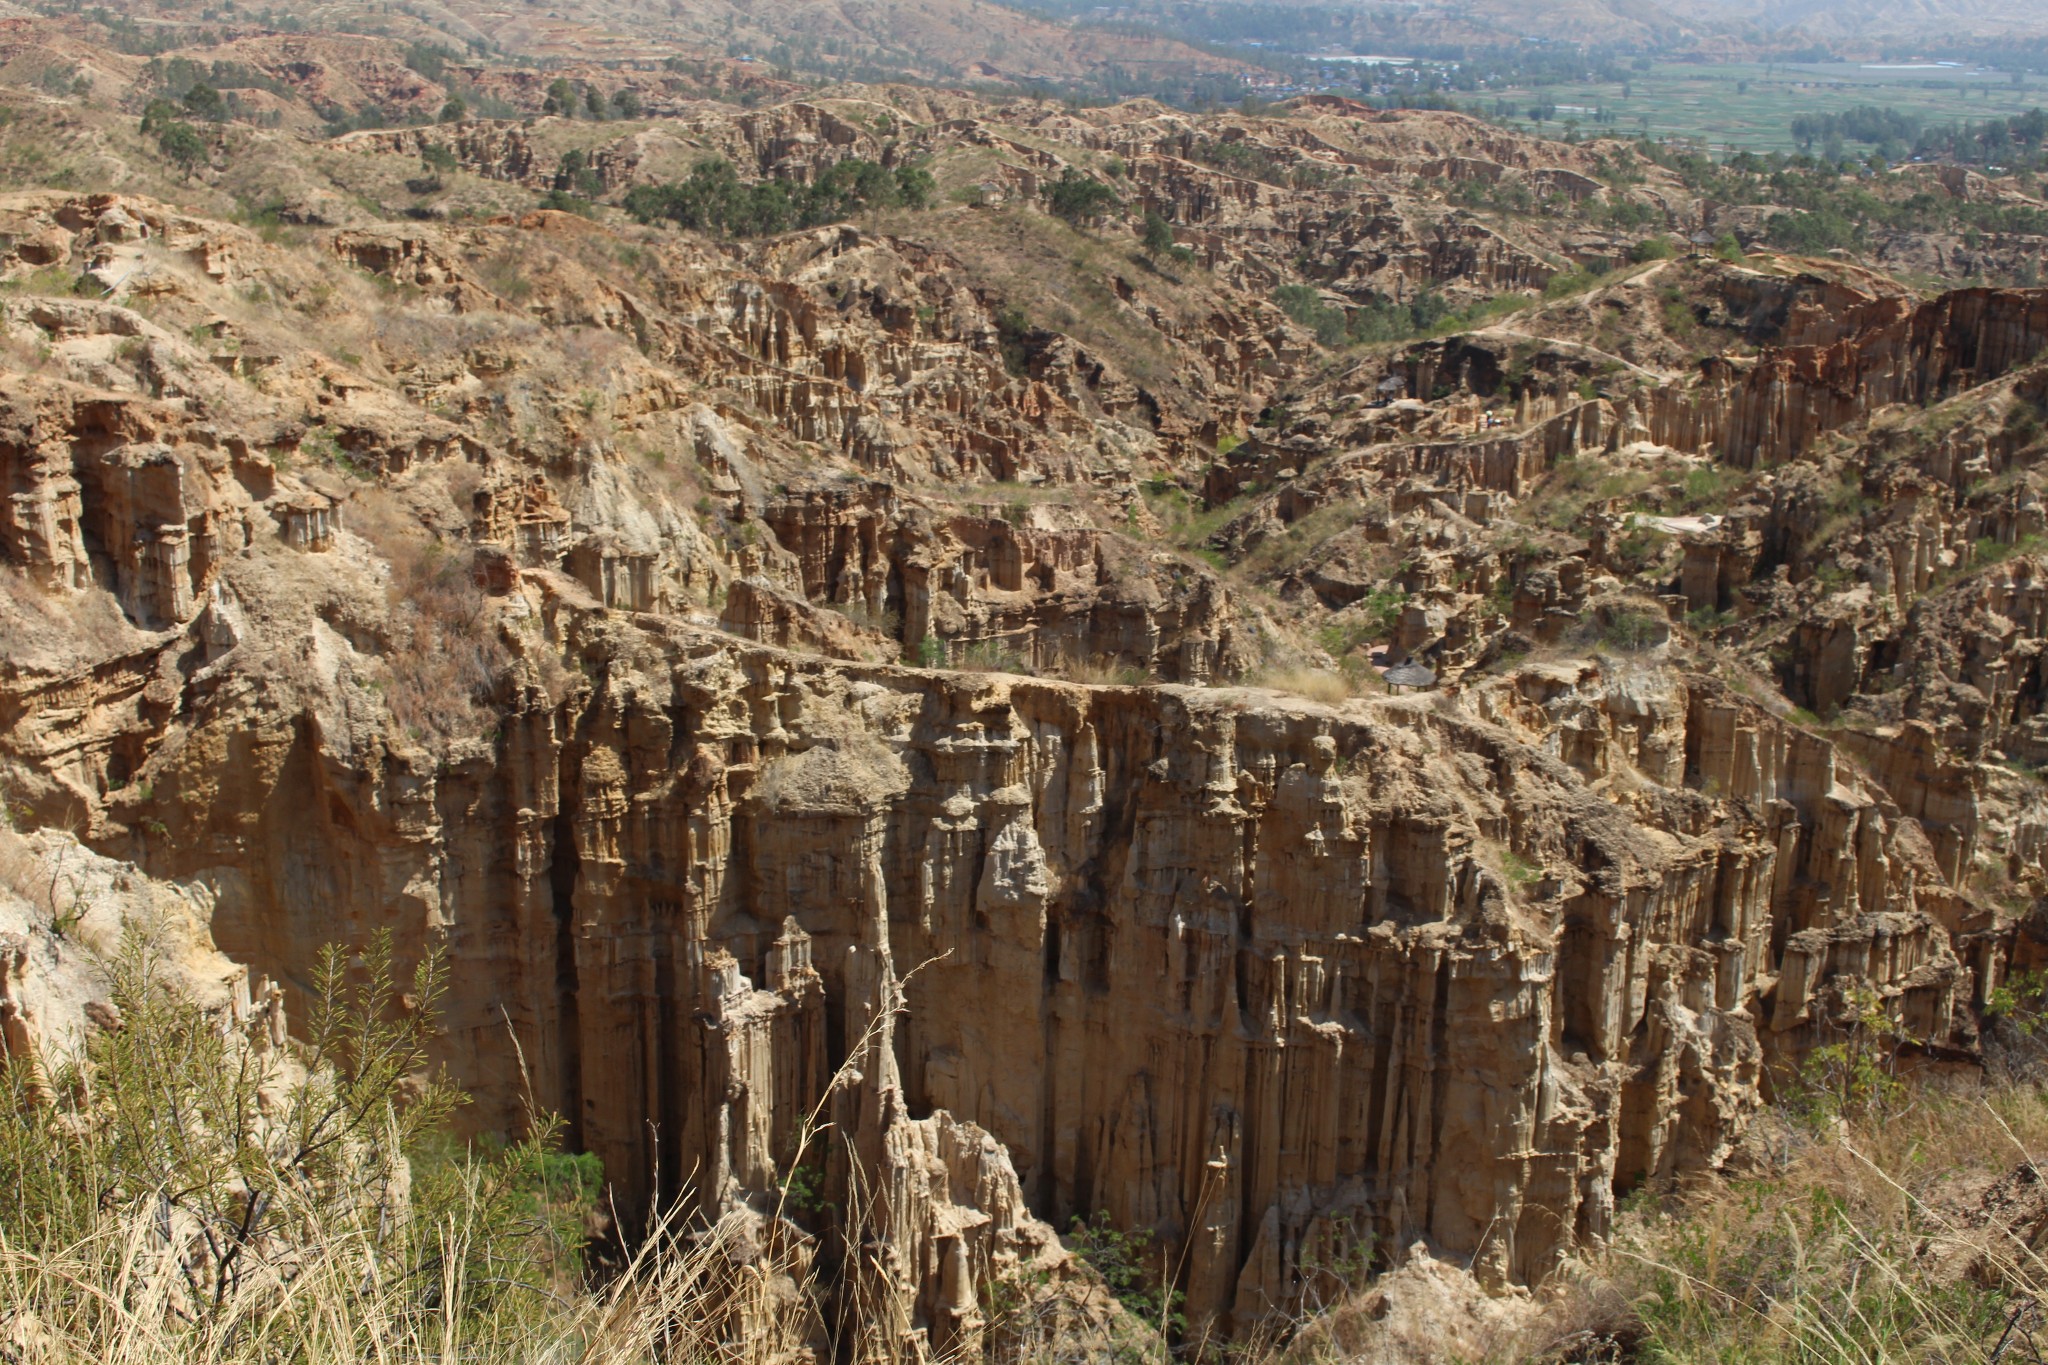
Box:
[0,931,841,1365]
[344,487,510,748]
[1269,1035,2048,1365]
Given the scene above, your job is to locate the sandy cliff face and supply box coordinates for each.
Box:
[4,75,2048,1355]
[24,558,1974,1336]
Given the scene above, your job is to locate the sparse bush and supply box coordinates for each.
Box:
[1684,605,1733,634]
[385,547,506,741]
[1679,462,1743,508]
[1661,289,1699,338]
[538,189,597,216]
[1067,1212,1183,1349]
[1500,849,1540,890]
[1274,283,1349,348]
[995,304,1035,377]
[1556,995,2048,1365]
[957,638,1032,674]
[1599,606,1664,652]
[2006,400,2043,448]
[344,493,512,749]
[827,599,901,638]
[1609,523,1669,577]
[1050,657,1149,686]
[1544,268,1599,299]
[1766,207,1861,255]
[1975,533,2046,568]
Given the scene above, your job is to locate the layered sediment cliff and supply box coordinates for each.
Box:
[3,76,2048,1358]
[54,564,1978,1337]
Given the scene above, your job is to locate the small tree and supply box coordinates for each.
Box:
[1139,210,1175,256]
[157,120,208,177]
[1067,1212,1185,1354]
[894,163,935,208]
[611,87,641,118]
[1045,168,1117,228]
[439,95,467,122]
[1794,982,1907,1126]
[182,81,227,121]
[543,76,574,115]
[584,84,606,119]
[138,97,180,133]
[556,147,602,197]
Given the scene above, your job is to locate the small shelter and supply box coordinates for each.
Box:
[1383,662,1436,693]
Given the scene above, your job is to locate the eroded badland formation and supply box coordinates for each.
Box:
[6,8,2048,1357]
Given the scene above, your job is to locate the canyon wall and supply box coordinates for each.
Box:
[2,169,2043,1357]
[86,576,1978,1338]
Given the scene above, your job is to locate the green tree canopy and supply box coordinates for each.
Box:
[1046,168,1118,227]
[157,120,207,176]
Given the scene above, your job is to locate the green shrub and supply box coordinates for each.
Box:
[1544,268,1599,299]
[1360,585,1408,642]
[181,81,226,121]
[1600,607,1663,652]
[958,638,1032,674]
[1273,283,1349,347]
[1139,210,1175,256]
[1067,1212,1184,1343]
[1765,208,1861,255]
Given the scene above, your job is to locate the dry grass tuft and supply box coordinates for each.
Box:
[1045,656,1152,687]
[1542,1049,2048,1365]
[1249,666,1373,705]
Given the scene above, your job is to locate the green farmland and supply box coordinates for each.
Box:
[1484,61,2044,155]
